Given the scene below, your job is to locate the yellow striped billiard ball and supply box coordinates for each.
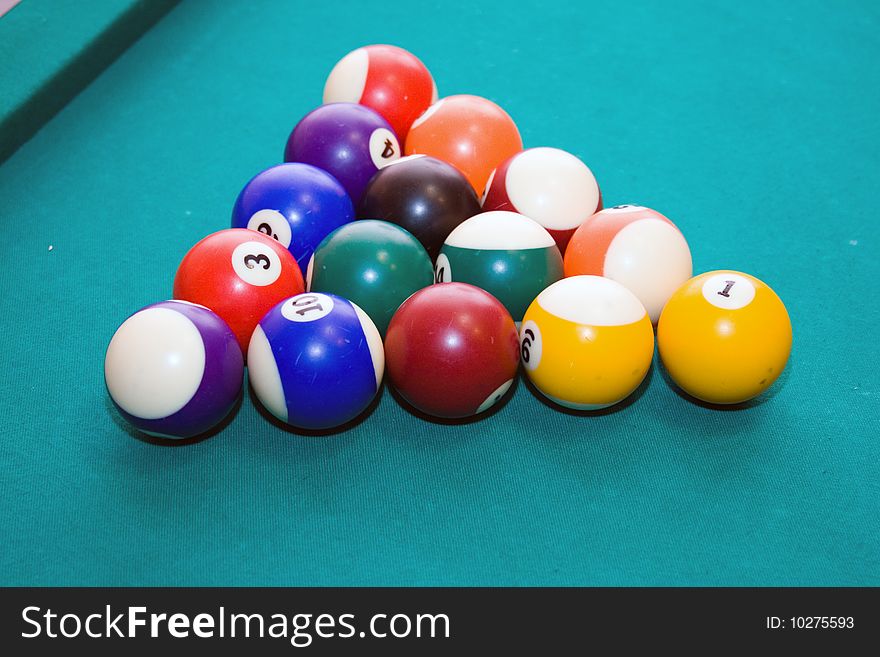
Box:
[657,270,792,404]
[520,275,654,410]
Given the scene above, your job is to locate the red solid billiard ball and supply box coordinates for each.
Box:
[323,44,437,140]
[384,282,520,418]
[173,229,305,354]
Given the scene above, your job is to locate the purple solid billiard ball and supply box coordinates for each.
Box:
[104,300,244,439]
[284,102,401,204]
[231,162,354,270]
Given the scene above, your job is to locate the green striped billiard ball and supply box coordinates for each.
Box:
[307,220,434,336]
[435,211,564,323]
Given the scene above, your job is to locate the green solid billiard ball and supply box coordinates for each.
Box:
[435,211,564,322]
[307,220,434,335]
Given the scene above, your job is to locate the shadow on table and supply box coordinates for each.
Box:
[655,357,793,411]
[104,390,244,447]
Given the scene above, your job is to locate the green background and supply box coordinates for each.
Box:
[0,0,176,162]
[1,0,878,586]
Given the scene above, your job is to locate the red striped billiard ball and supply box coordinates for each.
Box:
[482,147,602,255]
[323,44,437,140]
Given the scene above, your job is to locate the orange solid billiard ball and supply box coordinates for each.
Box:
[657,270,792,404]
[404,94,522,196]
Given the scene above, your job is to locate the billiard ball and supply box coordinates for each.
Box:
[657,271,792,404]
[173,229,305,354]
[323,44,437,140]
[405,94,522,196]
[564,205,692,323]
[284,102,400,204]
[384,283,520,418]
[230,162,354,270]
[307,220,434,336]
[520,275,654,410]
[435,211,563,323]
[247,292,384,430]
[358,155,480,260]
[482,147,602,254]
[105,300,243,439]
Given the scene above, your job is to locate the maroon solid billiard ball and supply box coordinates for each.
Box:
[358,155,481,261]
[384,282,520,418]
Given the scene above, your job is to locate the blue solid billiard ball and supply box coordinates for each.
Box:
[231,162,354,270]
[247,292,384,430]
[104,300,244,439]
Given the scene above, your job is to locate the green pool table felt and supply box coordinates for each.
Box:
[0,0,878,586]
[0,0,177,163]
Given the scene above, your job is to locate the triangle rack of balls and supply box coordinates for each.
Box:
[104,44,793,440]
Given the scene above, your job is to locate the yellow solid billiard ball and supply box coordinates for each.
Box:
[520,275,654,410]
[657,270,792,404]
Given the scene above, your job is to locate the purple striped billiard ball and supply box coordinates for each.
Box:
[104,300,244,439]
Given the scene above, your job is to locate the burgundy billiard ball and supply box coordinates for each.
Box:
[358,155,481,261]
[384,282,520,418]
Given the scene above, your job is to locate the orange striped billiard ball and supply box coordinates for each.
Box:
[564,205,692,323]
